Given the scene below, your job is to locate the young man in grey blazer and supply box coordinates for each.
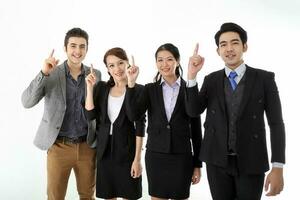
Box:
[186,23,285,199]
[22,28,101,200]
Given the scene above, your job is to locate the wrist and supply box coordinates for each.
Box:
[127,82,136,88]
[41,69,49,76]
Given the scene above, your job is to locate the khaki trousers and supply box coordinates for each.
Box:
[47,141,96,200]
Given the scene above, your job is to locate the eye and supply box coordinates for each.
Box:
[157,59,163,62]
[108,64,114,68]
[168,58,174,61]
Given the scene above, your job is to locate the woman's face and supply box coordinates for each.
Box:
[106,55,128,82]
[156,50,179,79]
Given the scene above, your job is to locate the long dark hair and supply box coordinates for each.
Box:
[103,47,129,86]
[154,43,183,82]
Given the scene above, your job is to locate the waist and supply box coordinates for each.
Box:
[56,135,87,144]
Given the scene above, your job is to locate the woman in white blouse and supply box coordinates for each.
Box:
[85,47,145,200]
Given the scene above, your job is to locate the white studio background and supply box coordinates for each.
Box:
[1,0,299,199]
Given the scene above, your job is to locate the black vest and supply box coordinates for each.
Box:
[224,74,246,153]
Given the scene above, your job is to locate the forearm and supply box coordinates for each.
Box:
[85,87,95,111]
[21,71,47,108]
[134,136,143,162]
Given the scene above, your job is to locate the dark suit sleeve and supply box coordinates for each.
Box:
[190,116,202,167]
[134,114,146,137]
[185,76,209,117]
[125,84,149,121]
[264,72,285,163]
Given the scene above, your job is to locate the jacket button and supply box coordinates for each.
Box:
[211,110,216,114]
[166,125,171,129]
[253,115,257,119]
[253,134,258,139]
[56,127,60,130]
[258,99,263,103]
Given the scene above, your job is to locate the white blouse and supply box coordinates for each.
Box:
[107,92,125,135]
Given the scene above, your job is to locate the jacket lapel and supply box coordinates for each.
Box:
[156,82,169,123]
[216,69,226,114]
[58,64,66,103]
[237,66,256,119]
[169,78,185,122]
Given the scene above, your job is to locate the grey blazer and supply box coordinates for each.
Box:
[21,62,101,150]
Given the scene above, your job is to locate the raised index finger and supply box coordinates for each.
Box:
[131,55,135,66]
[90,64,94,73]
[193,43,199,56]
[49,49,54,58]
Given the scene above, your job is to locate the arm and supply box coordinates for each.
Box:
[190,115,202,185]
[85,66,97,120]
[125,84,148,121]
[185,76,209,117]
[21,71,47,108]
[131,136,143,178]
[21,50,59,108]
[185,43,207,117]
[131,114,146,178]
[264,72,285,196]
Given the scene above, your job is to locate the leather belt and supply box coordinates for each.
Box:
[56,135,86,144]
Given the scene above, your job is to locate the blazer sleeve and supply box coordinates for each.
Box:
[185,76,209,117]
[21,71,47,108]
[190,116,202,167]
[125,84,149,121]
[134,113,146,137]
[85,82,101,121]
[264,72,286,163]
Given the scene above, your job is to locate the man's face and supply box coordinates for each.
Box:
[217,31,247,69]
[65,37,87,66]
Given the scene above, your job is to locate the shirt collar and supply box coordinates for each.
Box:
[160,77,181,87]
[64,61,85,77]
[225,63,246,77]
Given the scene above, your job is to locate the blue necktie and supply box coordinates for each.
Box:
[228,71,238,90]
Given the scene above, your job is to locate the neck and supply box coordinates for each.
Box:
[67,60,82,74]
[163,75,178,85]
[227,60,243,70]
[114,79,127,88]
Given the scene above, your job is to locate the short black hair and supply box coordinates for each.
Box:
[214,22,247,46]
[64,27,89,47]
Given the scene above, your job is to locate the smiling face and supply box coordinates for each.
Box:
[156,50,179,79]
[65,37,87,67]
[106,55,128,83]
[217,31,247,69]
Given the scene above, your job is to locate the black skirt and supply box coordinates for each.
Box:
[96,136,142,199]
[145,150,194,199]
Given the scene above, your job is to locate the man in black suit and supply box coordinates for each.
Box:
[186,22,285,199]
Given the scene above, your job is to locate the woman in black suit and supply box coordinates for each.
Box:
[125,43,202,200]
[85,47,145,200]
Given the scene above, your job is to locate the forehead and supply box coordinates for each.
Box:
[219,31,241,43]
[106,55,122,63]
[157,50,174,58]
[67,37,87,45]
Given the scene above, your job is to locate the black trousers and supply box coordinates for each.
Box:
[206,155,265,200]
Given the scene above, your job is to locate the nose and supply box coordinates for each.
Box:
[162,59,168,67]
[226,44,233,51]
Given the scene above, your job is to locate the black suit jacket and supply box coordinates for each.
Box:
[126,79,202,167]
[85,81,145,163]
[186,66,285,174]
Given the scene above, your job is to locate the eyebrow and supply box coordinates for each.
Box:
[69,43,86,47]
[220,38,240,44]
[157,56,174,59]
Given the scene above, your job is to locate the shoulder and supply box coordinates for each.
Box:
[247,65,275,79]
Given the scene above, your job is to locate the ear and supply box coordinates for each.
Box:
[216,47,220,56]
[243,43,248,52]
[64,45,67,53]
